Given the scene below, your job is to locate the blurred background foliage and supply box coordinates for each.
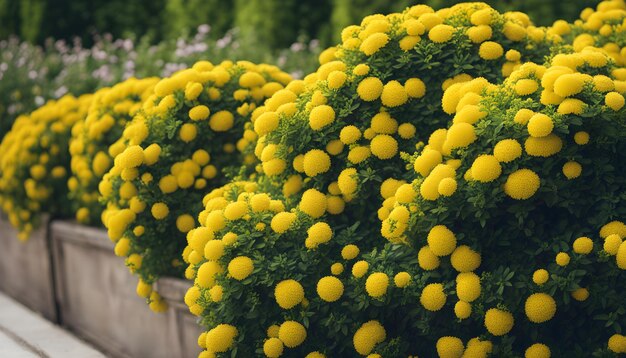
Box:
[0,0,601,139]
[1,0,600,47]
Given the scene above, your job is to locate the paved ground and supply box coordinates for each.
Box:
[0,292,106,357]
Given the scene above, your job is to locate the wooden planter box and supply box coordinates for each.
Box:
[50,221,202,358]
[0,214,57,322]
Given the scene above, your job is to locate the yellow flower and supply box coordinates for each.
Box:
[573,131,589,145]
[203,240,224,261]
[327,70,347,89]
[209,111,234,132]
[556,252,570,266]
[470,155,502,182]
[608,334,626,353]
[353,321,386,356]
[271,212,296,233]
[493,139,522,163]
[189,105,210,121]
[504,169,540,200]
[114,238,131,257]
[119,145,144,168]
[309,104,335,130]
[467,25,492,43]
[303,149,331,177]
[571,288,589,301]
[532,269,549,285]
[196,261,222,288]
[515,79,539,96]
[427,225,457,256]
[370,135,398,159]
[471,8,492,25]
[274,279,304,309]
[393,272,411,288]
[454,301,472,319]
[263,159,287,176]
[553,74,586,97]
[360,33,390,55]
[524,134,563,157]
[436,336,464,358]
[365,272,389,298]
[341,244,360,260]
[340,125,361,145]
[525,343,551,358]
[418,246,440,270]
[263,337,283,358]
[437,177,457,196]
[527,113,553,138]
[317,276,344,302]
[478,41,503,60]
[484,308,514,336]
[228,256,254,280]
[299,189,327,218]
[357,77,384,101]
[428,24,455,43]
[604,234,622,255]
[151,202,169,220]
[450,245,481,272]
[179,123,197,142]
[605,91,625,111]
[176,214,195,233]
[353,64,370,76]
[351,260,369,278]
[456,272,481,302]
[444,123,477,152]
[143,144,162,165]
[205,324,238,353]
[525,293,556,323]
[420,283,446,311]
[404,78,426,98]
[278,321,307,348]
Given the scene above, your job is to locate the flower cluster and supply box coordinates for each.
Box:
[69,77,158,224]
[99,60,292,310]
[0,94,92,239]
[374,50,626,355]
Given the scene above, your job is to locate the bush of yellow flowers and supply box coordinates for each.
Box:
[251,1,558,220]
[99,60,293,311]
[371,50,625,356]
[0,94,92,240]
[69,77,159,225]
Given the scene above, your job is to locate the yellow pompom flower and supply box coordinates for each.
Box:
[470,155,502,182]
[299,189,327,218]
[525,343,551,358]
[317,276,344,302]
[484,308,514,336]
[438,177,457,197]
[179,123,197,142]
[556,252,570,266]
[515,79,539,96]
[151,202,169,220]
[467,25,492,43]
[393,272,411,288]
[370,135,398,159]
[418,246,440,270]
[270,212,296,233]
[205,324,238,353]
[365,272,389,298]
[278,321,307,348]
[357,77,384,101]
[571,288,589,301]
[608,334,626,353]
[456,272,481,302]
[450,245,481,272]
[605,91,625,111]
[527,113,554,138]
[420,283,446,311]
[263,338,284,358]
[340,125,362,144]
[493,139,522,163]
[303,149,331,177]
[428,24,455,43]
[228,256,254,280]
[341,244,360,260]
[189,105,210,121]
[525,293,557,323]
[553,74,585,97]
[504,169,540,200]
[353,321,386,356]
[309,105,335,130]
[454,301,472,319]
[209,111,234,132]
[603,234,622,255]
[274,279,305,309]
[380,80,408,107]
[427,225,457,256]
[532,269,549,285]
[478,41,504,60]
[573,236,593,254]
[360,33,390,56]
[404,78,426,98]
[327,70,347,89]
[176,214,195,233]
[352,260,369,278]
[524,135,563,157]
[573,131,589,145]
[436,336,464,358]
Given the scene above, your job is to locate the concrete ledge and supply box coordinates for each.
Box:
[0,214,57,321]
[0,292,105,358]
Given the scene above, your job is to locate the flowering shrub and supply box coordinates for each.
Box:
[252,2,557,230]
[100,60,292,310]
[372,50,625,355]
[69,77,159,224]
[0,94,92,239]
